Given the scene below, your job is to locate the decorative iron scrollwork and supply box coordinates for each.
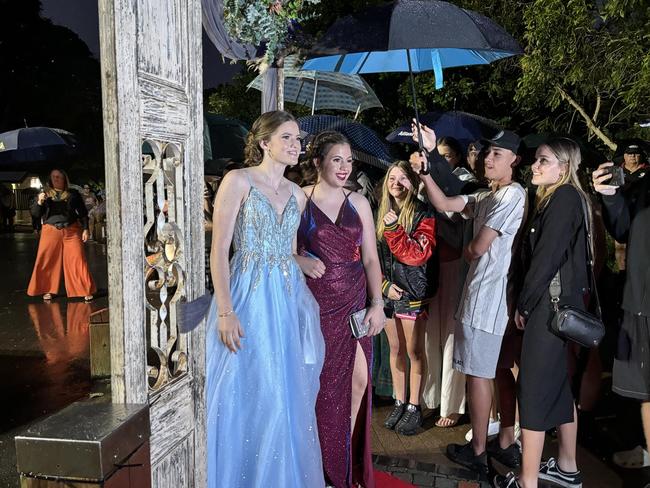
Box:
[142,140,188,391]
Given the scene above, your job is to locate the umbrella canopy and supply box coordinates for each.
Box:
[247,55,382,115]
[298,115,393,169]
[303,0,522,89]
[387,111,501,149]
[0,127,78,169]
[302,0,523,153]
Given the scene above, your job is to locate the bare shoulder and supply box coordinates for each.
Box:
[290,181,307,205]
[215,169,250,204]
[221,168,249,189]
[348,191,370,208]
[348,191,372,215]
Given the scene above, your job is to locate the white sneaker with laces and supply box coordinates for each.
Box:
[612,445,650,469]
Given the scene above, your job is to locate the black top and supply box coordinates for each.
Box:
[31,189,89,230]
[517,185,590,318]
[601,175,650,316]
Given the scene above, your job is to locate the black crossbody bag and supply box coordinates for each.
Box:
[548,194,605,348]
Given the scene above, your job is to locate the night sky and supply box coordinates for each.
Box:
[40,0,242,88]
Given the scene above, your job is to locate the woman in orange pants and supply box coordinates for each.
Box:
[28,169,96,301]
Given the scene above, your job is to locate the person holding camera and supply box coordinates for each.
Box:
[27,169,95,301]
[593,160,650,470]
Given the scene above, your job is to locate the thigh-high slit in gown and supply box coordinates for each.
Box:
[298,192,374,488]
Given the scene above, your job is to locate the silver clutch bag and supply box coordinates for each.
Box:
[349,308,370,339]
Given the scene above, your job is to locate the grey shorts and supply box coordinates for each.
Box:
[453,322,504,379]
[613,311,650,401]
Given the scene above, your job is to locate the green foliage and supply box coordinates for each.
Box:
[211,0,650,157]
[223,0,320,65]
[516,0,650,147]
[0,0,104,181]
[205,71,260,126]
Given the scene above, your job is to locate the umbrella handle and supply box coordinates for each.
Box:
[406,49,429,174]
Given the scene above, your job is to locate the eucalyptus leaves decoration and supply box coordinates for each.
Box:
[223,0,320,66]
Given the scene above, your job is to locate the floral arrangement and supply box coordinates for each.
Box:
[223,0,320,67]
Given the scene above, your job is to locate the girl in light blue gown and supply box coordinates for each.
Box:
[205,111,325,488]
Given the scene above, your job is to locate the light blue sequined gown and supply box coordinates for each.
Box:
[206,177,326,488]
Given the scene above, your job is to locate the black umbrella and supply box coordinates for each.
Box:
[0,127,78,170]
[298,115,393,169]
[386,111,501,149]
[303,0,523,151]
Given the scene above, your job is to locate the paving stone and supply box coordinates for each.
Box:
[434,477,458,488]
[393,471,414,483]
[436,463,480,480]
[458,482,480,488]
[412,472,436,486]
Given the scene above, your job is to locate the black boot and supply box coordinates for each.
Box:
[383,400,405,430]
[395,403,422,435]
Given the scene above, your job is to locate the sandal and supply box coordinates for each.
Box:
[43,293,53,301]
[435,413,461,428]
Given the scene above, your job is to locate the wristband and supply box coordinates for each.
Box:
[218,309,234,318]
[369,297,384,306]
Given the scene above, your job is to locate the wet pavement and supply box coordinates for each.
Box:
[0,229,108,486]
[0,229,649,487]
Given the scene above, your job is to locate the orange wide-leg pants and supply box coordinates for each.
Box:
[27,223,97,298]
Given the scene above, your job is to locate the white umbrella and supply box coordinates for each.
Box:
[247,55,382,117]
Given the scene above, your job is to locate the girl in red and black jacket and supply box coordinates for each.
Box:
[377,160,437,435]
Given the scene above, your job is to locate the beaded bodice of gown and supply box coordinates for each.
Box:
[232,186,298,290]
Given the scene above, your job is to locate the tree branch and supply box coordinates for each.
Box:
[555,84,617,151]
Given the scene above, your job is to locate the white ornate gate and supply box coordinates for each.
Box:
[98,0,206,485]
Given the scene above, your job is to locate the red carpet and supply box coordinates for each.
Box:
[374,470,417,488]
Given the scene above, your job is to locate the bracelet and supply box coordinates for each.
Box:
[218,309,234,318]
[369,297,384,306]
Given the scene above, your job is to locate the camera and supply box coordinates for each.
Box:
[604,165,625,187]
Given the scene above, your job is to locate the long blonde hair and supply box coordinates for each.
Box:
[376,161,421,241]
[534,137,594,252]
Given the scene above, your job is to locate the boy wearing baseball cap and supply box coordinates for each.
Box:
[411,125,527,475]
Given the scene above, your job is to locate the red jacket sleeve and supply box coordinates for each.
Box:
[383,216,436,266]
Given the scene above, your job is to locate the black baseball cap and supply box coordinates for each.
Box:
[481,130,521,154]
[624,143,645,155]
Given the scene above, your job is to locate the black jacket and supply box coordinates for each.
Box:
[31,189,89,230]
[601,175,650,316]
[518,185,590,318]
[378,203,438,309]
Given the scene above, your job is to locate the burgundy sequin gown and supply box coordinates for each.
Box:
[298,193,374,488]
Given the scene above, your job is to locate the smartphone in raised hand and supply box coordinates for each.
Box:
[604,165,625,187]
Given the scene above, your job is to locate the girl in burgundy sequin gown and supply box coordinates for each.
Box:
[297,131,385,488]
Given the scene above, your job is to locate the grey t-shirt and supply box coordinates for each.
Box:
[456,182,527,335]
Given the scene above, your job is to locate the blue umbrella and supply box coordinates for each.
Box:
[298,115,393,169]
[386,111,501,149]
[302,0,522,151]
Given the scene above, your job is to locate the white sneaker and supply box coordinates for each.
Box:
[465,418,501,442]
[612,446,650,469]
